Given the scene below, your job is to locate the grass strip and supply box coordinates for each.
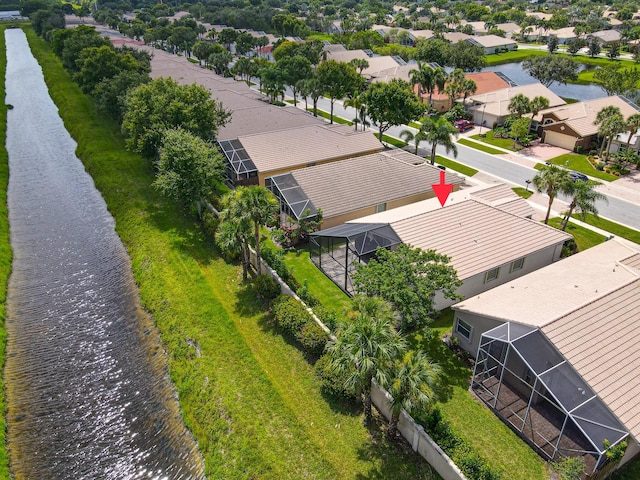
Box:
[512,187,533,199]
[306,108,353,125]
[0,24,12,479]
[548,218,607,251]
[458,138,505,154]
[471,132,519,151]
[373,133,407,148]
[434,155,478,177]
[26,27,431,479]
[579,214,640,244]
[546,153,618,182]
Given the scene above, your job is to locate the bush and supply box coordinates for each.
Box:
[201,210,219,238]
[254,274,281,302]
[313,305,339,331]
[296,321,329,356]
[297,279,319,307]
[271,295,311,335]
[315,354,354,399]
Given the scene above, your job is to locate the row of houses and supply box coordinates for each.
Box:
[131,29,639,477]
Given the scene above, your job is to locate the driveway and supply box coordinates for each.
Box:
[517,140,570,162]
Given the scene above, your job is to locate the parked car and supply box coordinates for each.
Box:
[454,119,474,132]
[569,171,589,182]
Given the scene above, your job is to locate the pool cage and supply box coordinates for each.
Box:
[472,323,628,475]
[265,173,318,223]
[309,223,402,295]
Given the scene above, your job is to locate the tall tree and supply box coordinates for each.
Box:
[420,116,460,165]
[410,63,446,105]
[386,351,441,439]
[624,113,640,151]
[399,129,428,155]
[277,55,312,106]
[522,55,579,88]
[532,164,572,224]
[362,79,426,144]
[593,64,640,96]
[508,93,531,118]
[317,60,361,124]
[561,180,607,231]
[352,244,461,330]
[529,95,550,131]
[217,191,253,281]
[326,296,406,422]
[236,186,278,276]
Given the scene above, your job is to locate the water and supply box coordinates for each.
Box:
[4,29,205,480]
[482,61,606,100]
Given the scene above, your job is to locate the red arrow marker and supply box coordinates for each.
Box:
[432,170,453,207]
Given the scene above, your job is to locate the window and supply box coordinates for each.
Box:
[455,318,472,341]
[376,202,387,213]
[485,267,500,283]
[510,258,525,273]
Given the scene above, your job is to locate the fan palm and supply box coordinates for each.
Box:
[594,105,622,156]
[561,180,608,231]
[532,164,572,224]
[624,113,640,151]
[326,296,406,422]
[386,350,441,439]
[217,190,253,280]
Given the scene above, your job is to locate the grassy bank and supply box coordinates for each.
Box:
[25,27,433,479]
[0,24,12,480]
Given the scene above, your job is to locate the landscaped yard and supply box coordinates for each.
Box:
[471,131,518,151]
[579,214,640,244]
[545,153,618,182]
[458,138,505,155]
[547,218,607,252]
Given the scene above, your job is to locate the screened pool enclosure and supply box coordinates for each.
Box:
[472,323,628,474]
[309,223,402,294]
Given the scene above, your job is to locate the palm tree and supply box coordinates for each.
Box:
[602,114,626,159]
[399,128,428,155]
[532,164,572,224]
[410,64,446,106]
[217,191,253,280]
[421,116,459,165]
[528,95,550,131]
[461,78,477,105]
[561,180,608,231]
[386,350,441,439]
[344,91,365,131]
[236,186,278,276]
[349,58,369,75]
[508,93,531,118]
[594,105,622,157]
[624,113,640,151]
[326,296,406,422]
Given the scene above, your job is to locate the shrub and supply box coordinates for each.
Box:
[271,295,310,335]
[313,305,339,331]
[297,279,319,306]
[254,274,281,302]
[296,321,329,356]
[315,354,354,399]
[201,210,219,238]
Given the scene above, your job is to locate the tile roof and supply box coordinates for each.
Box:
[467,35,517,49]
[539,96,640,137]
[590,29,622,43]
[388,199,571,279]
[442,32,472,43]
[542,278,640,439]
[288,150,464,218]
[325,49,370,63]
[237,124,382,173]
[218,105,321,141]
[468,83,566,118]
[453,239,640,326]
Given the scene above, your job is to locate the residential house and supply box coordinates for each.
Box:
[466,83,566,129]
[427,71,514,113]
[265,150,465,229]
[537,96,640,152]
[610,129,640,154]
[442,32,472,44]
[219,124,382,186]
[588,29,622,46]
[452,239,640,475]
[310,183,570,303]
[548,26,577,44]
[465,35,518,54]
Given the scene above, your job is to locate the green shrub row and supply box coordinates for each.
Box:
[420,408,502,480]
[271,295,328,357]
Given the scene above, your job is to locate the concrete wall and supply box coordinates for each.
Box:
[371,382,468,480]
[433,242,565,311]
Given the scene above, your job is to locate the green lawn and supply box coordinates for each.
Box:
[458,138,505,155]
[434,155,478,177]
[0,25,12,480]
[306,108,353,126]
[374,133,407,148]
[471,131,519,151]
[548,218,607,251]
[546,153,618,182]
[484,49,548,65]
[613,456,640,479]
[27,27,433,479]
[512,187,533,199]
[579,214,640,244]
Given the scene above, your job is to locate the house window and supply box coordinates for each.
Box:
[455,318,472,341]
[376,202,387,213]
[485,267,500,283]
[510,258,525,273]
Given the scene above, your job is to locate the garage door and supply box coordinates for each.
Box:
[544,130,576,151]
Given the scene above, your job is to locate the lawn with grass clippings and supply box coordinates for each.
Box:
[458,138,505,154]
[548,218,607,251]
[0,24,12,480]
[434,155,478,177]
[26,26,434,480]
[546,153,618,182]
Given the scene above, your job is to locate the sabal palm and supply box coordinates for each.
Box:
[624,113,640,151]
[594,106,622,156]
[508,93,531,118]
[326,296,406,422]
[236,186,278,275]
[528,95,550,130]
[561,180,608,231]
[601,114,626,159]
[410,64,445,105]
[386,350,441,439]
[421,116,459,165]
[532,164,572,224]
[218,190,253,280]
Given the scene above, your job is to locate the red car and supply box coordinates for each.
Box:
[454,119,474,132]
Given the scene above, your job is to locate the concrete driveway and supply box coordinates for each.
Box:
[517,140,571,162]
